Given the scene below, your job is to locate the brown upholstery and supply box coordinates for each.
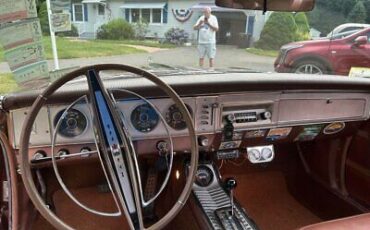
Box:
[299,213,370,230]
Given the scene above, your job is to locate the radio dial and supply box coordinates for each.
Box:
[226,114,235,123]
[261,111,272,120]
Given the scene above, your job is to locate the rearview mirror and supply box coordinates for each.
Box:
[353,36,368,47]
[215,0,315,12]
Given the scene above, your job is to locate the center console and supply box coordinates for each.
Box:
[192,163,258,230]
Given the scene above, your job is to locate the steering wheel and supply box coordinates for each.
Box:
[19,64,199,230]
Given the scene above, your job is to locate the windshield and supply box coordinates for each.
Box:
[0,0,369,94]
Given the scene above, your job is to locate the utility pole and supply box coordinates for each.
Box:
[45,0,60,70]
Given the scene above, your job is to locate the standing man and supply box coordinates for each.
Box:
[193,7,219,69]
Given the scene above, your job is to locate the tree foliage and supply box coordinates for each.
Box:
[308,0,370,35]
[38,2,50,34]
[295,13,311,40]
[347,1,367,23]
[255,12,298,50]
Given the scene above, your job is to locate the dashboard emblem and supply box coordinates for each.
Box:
[323,122,345,135]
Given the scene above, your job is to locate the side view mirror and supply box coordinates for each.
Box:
[353,36,368,47]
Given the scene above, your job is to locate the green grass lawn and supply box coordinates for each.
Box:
[97,39,176,49]
[246,48,279,57]
[0,37,174,62]
[42,37,146,60]
[0,73,18,94]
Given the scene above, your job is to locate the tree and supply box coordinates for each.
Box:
[38,2,50,34]
[347,1,367,23]
[295,13,311,41]
[255,12,298,50]
[307,5,347,35]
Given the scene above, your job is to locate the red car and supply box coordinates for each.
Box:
[274,28,370,75]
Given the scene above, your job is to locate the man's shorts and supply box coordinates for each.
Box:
[198,43,216,59]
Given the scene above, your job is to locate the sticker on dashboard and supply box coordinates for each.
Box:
[323,122,345,135]
[295,125,323,141]
[245,129,267,138]
[266,127,292,141]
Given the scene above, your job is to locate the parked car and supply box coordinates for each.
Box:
[274,28,370,75]
[327,23,370,38]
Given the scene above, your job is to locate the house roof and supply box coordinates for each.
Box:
[120,2,166,9]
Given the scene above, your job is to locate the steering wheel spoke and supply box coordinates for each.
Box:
[86,69,144,229]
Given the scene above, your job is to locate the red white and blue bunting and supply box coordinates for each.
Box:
[172,8,193,23]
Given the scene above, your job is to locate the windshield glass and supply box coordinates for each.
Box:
[0,0,369,94]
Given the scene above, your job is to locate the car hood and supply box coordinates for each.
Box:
[282,39,332,49]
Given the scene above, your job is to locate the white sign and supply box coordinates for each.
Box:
[50,0,71,12]
[51,12,71,32]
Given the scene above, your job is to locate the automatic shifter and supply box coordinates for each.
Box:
[225,177,237,216]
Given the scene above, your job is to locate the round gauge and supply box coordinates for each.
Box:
[54,109,88,138]
[130,103,159,133]
[261,147,273,160]
[248,149,261,162]
[195,166,214,187]
[165,104,192,130]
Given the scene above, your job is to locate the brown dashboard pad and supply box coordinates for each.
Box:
[228,171,321,230]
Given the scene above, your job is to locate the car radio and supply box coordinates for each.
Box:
[222,105,273,128]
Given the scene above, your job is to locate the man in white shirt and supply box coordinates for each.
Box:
[193,7,219,69]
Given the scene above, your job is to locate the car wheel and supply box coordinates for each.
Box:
[294,60,326,75]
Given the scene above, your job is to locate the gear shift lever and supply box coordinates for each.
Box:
[225,177,237,216]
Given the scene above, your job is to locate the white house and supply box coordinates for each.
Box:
[70,0,267,45]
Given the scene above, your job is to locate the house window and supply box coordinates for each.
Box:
[73,4,84,22]
[98,4,105,16]
[129,8,163,24]
[131,9,140,23]
[141,9,150,23]
[152,9,162,23]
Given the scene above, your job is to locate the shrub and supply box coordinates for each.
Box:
[56,24,79,37]
[294,13,311,41]
[164,28,189,45]
[255,12,298,50]
[97,19,135,40]
[132,21,149,40]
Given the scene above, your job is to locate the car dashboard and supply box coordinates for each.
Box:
[5,72,370,164]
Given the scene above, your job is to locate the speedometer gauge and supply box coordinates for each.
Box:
[54,109,88,138]
[165,104,192,130]
[130,103,159,133]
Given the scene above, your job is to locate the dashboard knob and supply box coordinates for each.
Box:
[198,136,209,147]
[57,149,69,158]
[32,151,46,161]
[156,141,169,155]
[261,111,272,120]
[226,114,235,123]
[80,147,92,157]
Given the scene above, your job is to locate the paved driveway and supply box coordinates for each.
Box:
[0,45,275,73]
